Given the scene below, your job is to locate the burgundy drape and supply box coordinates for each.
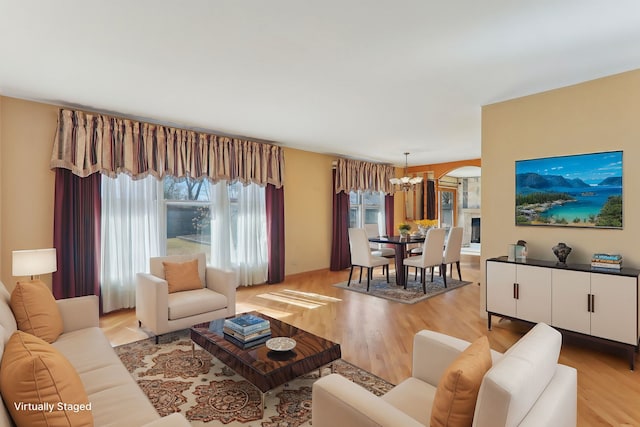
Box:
[52,169,102,302]
[426,180,436,220]
[385,194,395,236]
[330,171,351,271]
[266,184,285,284]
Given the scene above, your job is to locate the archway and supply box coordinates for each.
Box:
[442,166,481,255]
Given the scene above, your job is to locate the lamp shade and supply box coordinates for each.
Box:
[12,248,57,277]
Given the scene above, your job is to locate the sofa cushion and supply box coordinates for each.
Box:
[0,331,94,427]
[473,323,562,427]
[430,335,492,427]
[0,282,17,345]
[163,259,203,293]
[168,288,228,320]
[10,280,63,343]
[52,327,160,426]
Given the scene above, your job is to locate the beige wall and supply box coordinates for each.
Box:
[481,69,640,310]
[0,97,338,289]
[282,147,334,275]
[0,97,58,291]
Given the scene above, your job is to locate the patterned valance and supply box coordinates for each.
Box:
[50,109,285,188]
[334,158,395,194]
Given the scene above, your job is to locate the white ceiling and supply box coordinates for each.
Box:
[2,1,640,167]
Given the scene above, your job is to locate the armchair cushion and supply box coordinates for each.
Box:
[430,335,492,427]
[163,259,203,293]
[10,280,63,343]
[168,288,228,320]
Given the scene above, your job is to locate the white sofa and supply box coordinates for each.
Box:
[0,281,190,427]
[312,323,577,427]
[136,253,236,343]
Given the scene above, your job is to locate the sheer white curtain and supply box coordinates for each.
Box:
[235,183,268,285]
[209,181,267,286]
[210,181,232,270]
[101,175,160,313]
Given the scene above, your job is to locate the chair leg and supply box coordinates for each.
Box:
[155,335,159,344]
[430,267,434,282]
[347,265,354,286]
[138,320,142,328]
[404,266,409,289]
[359,266,363,283]
[422,273,427,293]
[366,267,371,291]
[414,267,418,281]
[456,261,462,280]
[441,263,448,288]
[421,268,426,285]
[385,264,389,283]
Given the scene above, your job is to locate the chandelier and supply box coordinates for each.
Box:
[390,152,423,192]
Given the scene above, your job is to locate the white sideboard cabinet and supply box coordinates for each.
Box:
[486,256,640,369]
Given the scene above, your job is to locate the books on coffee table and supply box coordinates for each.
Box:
[223,313,272,349]
[223,331,272,349]
[224,313,270,334]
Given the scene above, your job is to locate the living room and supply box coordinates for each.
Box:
[2,3,640,426]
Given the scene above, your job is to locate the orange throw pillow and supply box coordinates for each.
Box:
[10,280,64,343]
[430,335,492,427]
[0,331,94,427]
[163,259,203,293]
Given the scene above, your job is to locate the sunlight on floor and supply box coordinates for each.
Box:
[256,290,341,309]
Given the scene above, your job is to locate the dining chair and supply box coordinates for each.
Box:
[402,228,446,292]
[441,226,464,287]
[364,223,395,258]
[348,228,390,291]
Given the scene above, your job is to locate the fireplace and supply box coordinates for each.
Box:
[471,217,481,243]
[460,208,481,247]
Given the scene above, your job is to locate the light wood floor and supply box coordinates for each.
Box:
[101,255,640,426]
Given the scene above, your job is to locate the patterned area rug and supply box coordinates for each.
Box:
[114,330,393,426]
[333,271,473,304]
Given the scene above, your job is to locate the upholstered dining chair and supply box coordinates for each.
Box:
[136,252,236,343]
[364,223,395,258]
[441,226,464,287]
[402,228,446,292]
[348,228,390,291]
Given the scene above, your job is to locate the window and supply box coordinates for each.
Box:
[160,176,267,283]
[349,191,385,233]
[162,177,213,260]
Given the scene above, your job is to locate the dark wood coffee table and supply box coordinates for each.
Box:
[190,312,341,394]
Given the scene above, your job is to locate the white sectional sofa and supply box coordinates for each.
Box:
[0,281,190,427]
[313,322,577,427]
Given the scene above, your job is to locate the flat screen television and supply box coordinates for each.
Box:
[515,151,622,229]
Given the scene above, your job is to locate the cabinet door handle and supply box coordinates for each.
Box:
[591,294,595,313]
[587,294,591,312]
[513,283,519,299]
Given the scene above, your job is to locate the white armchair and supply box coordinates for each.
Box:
[313,323,577,427]
[136,253,236,343]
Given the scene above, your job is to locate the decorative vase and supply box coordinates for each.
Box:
[552,242,572,266]
[418,225,430,236]
[399,229,409,238]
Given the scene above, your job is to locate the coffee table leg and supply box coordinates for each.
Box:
[191,342,195,358]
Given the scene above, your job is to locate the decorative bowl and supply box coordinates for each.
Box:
[266,337,296,352]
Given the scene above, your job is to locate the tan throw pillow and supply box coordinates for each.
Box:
[0,331,94,427]
[163,259,203,293]
[430,335,492,427]
[10,280,64,343]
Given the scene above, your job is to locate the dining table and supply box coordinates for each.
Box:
[368,235,425,287]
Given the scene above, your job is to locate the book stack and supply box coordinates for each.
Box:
[223,314,271,349]
[591,253,622,270]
